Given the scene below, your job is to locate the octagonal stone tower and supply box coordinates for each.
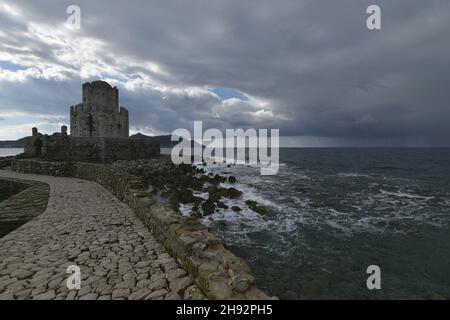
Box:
[70,81,129,138]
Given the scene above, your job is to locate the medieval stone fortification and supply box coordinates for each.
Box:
[71,81,129,138]
[23,81,159,163]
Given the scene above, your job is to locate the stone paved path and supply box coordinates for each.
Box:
[0,170,204,300]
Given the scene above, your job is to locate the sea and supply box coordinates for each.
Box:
[174,148,450,299]
[4,147,449,299]
[0,148,23,157]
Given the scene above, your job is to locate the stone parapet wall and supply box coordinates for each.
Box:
[12,159,76,177]
[11,159,274,300]
[22,135,160,164]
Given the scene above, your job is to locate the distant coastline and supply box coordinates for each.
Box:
[0,138,27,149]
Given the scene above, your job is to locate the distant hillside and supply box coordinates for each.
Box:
[130,133,204,148]
[0,137,28,148]
[130,133,179,147]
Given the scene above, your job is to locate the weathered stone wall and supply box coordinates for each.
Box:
[11,160,76,177]
[11,159,275,300]
[44,136,103,162]
[118,107,129,138]
[22,135,160,164]
[70,104,88,138]
[102,138,160,163]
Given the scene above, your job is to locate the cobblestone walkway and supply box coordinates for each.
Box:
[0,170,204,300]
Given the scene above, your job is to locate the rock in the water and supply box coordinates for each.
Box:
[245,200,269,216]
[220,187,243,199]
[113,158,246,222]
[217,201,229,209]
[201,200,216,216]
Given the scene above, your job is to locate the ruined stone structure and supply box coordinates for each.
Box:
[71,81,129,138]
[23,81,159,163]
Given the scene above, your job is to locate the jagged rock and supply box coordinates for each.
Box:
[201,200,216,216]
[173,189,196,204]
[221,187,243,199]
[229,274,255,293]
[217,201,229,209]
[212,174,227,184]
[245,200,269,216]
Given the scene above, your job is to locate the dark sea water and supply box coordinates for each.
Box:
[190,148,450,299]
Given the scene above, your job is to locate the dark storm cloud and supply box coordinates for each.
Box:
[0,0,449,145]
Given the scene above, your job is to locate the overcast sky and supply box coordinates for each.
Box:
[0,0,449,146]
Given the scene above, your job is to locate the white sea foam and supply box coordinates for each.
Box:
[179,203,194,217]
[192,191,209,200]
[337,172,370,178]
[380,189,435,201]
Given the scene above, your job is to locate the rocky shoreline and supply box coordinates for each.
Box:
[112,156,270,218]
